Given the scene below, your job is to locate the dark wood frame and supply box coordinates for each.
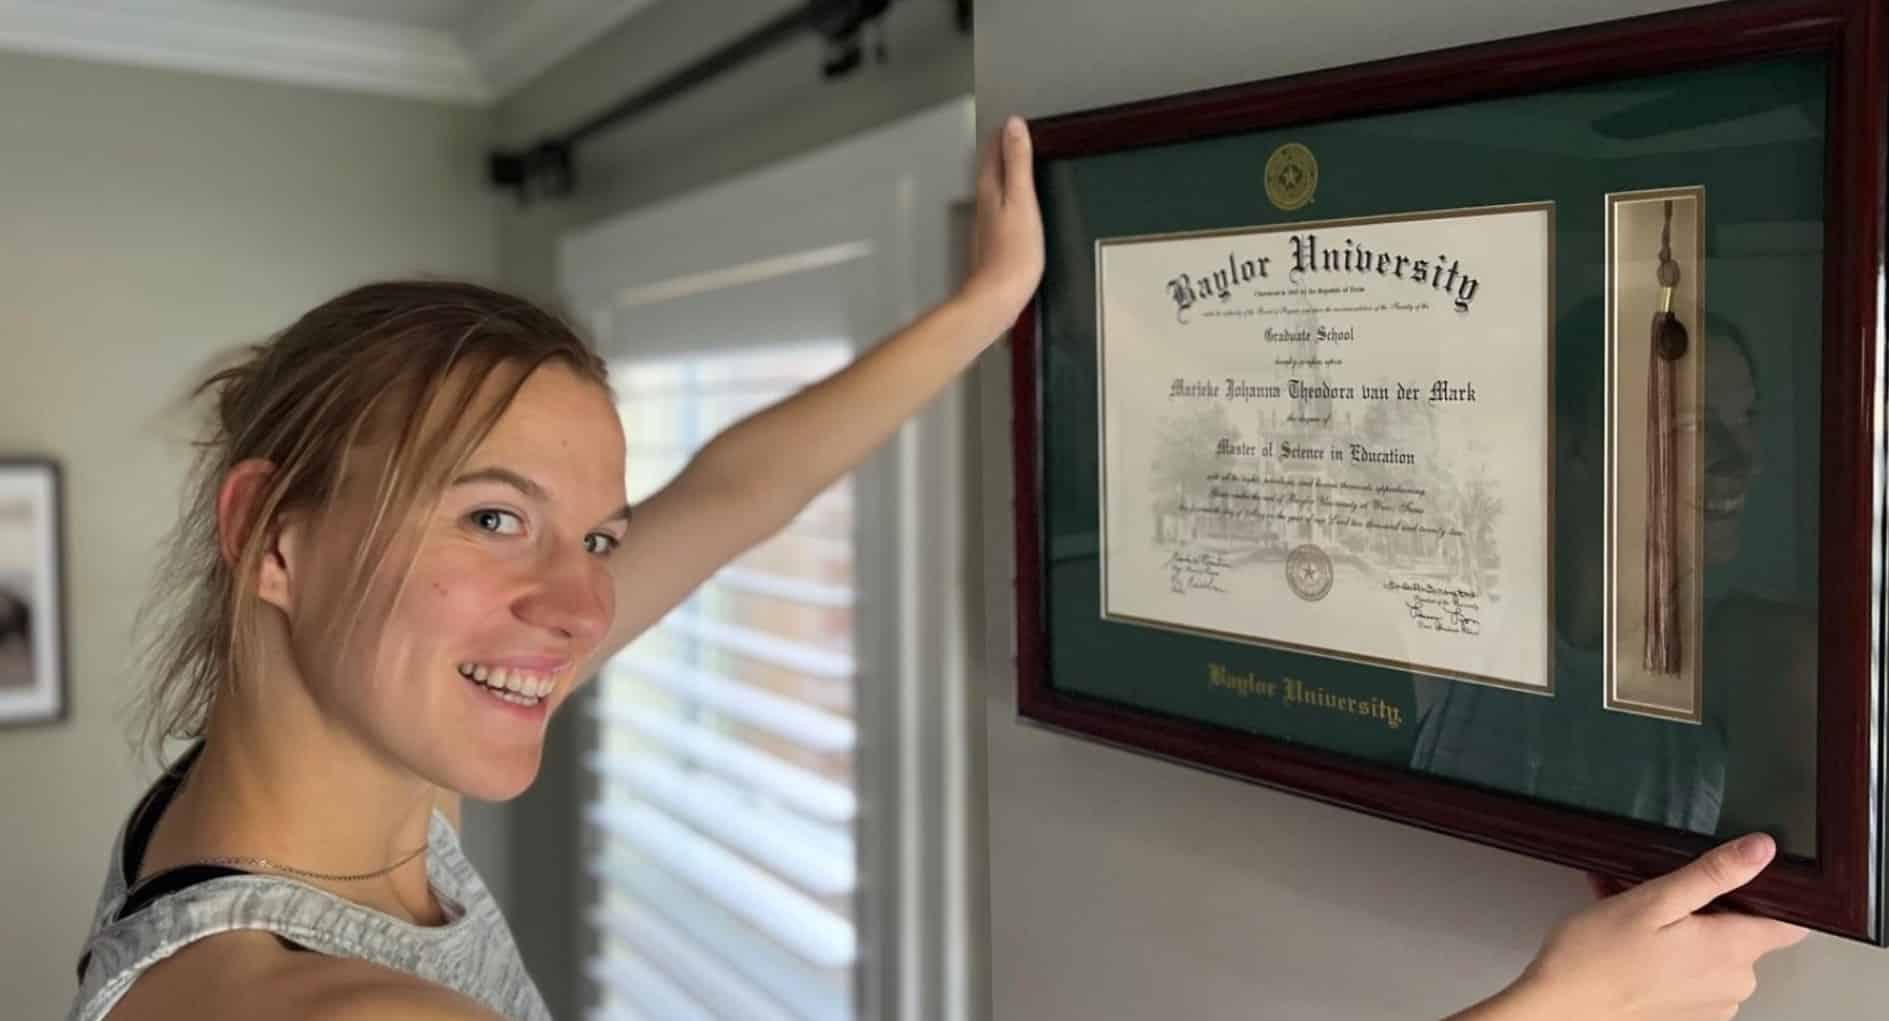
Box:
[1010,0,1888,943]
[0,457,69,728]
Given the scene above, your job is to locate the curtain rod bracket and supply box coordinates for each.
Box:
[490,140,574,205]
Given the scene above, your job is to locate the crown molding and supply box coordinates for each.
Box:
[0,1,649,104]
[0,1,486,102]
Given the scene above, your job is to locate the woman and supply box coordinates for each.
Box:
[71,119,1801,1021]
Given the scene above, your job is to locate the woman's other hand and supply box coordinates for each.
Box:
[963,115,1044,325]
[1455,833,1807,1021]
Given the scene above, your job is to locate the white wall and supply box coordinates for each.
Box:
[971,1,1885,1018]
[0,51,496,1021]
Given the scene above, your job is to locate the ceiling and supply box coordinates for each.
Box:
[0,0,659,103]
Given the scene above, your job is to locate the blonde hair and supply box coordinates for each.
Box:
[131,280,608,759]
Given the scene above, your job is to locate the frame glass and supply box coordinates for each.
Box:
[1010,0,1887,943]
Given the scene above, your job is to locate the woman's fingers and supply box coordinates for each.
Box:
[1690,910,1811,958]
[1621,833,1776,926]
[1000,116,1035,207]
[976,120,1003,208]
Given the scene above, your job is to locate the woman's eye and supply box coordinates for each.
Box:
[469,509,525,536]
[585,533,620,556]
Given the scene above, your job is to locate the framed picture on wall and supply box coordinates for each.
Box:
[0,459,68,727]
[1009,0,1888,943]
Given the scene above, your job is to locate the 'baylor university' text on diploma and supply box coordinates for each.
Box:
[1098,203,1554,691]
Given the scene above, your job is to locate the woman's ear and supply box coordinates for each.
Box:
[216,458,296,611]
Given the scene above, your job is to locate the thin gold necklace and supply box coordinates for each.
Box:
[185,841,430,882]
[135,742,430,885]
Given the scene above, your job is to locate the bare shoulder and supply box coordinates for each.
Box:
[294,961,507,1021]
[104,931,504,1021]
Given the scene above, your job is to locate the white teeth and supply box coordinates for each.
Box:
[458,662,555,703]
[482,685,541,706]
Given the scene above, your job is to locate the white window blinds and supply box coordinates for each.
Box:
[588,342,863,1021]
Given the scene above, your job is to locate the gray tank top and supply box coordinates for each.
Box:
[68,744,551,1021]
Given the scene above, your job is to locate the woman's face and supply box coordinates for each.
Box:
[1694,336,1760,565]
[286,362,628,800]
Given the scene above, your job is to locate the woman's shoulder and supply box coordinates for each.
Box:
[103,931,505,1021]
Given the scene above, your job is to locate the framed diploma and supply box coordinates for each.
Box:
[1011,0,1888,943]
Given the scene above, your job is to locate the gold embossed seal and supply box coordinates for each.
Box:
[1264,143,1318,211]
[1285,544,1334,602]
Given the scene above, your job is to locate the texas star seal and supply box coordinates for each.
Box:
[1264,142,1318,211]
[1285,543,1334,602]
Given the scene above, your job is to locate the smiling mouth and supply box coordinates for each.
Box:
[457,662,555,708]
[1696,487,1748,520]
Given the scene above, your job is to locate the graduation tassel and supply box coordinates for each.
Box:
[1644,201,1688,675]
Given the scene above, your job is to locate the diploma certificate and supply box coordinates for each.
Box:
[1098,203,1554,691]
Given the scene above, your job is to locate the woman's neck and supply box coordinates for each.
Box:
[144,693,448,926]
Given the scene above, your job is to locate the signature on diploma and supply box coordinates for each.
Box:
[1384,577,1483,636]
[1167,550,1232,595]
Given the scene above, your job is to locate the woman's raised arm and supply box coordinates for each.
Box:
[597,116,1043,660]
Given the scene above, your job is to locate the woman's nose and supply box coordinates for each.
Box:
[1704,417,1755,478]
[516,551,610,643]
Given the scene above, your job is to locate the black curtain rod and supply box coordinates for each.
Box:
[567,6,811,147]
[490,0,905,203]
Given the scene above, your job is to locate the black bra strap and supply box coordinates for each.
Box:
[77,742,314,983]
[116,864,250,920]
[120,741,206,888]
